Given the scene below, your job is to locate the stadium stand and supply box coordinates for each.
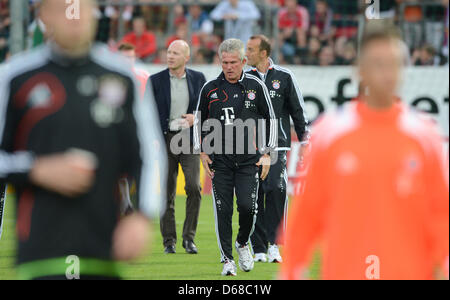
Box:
[0,0,448,66]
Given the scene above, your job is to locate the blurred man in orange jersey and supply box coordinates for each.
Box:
[280,27,449,280]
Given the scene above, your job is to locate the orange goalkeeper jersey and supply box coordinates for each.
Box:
[280,100,449,280]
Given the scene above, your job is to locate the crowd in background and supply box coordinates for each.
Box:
[0,0,449,65]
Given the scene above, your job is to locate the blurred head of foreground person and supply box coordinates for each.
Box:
[279,29,449,280]
[358,30,404,109]
[40,0,97,57]
[31,0,153,266]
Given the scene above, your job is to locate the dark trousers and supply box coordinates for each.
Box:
[211,156,260,261]
[160,133,202,247]
[251,151,288,253]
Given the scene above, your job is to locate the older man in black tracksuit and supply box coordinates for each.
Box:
[246,35,309,264]
[194,39,277,276]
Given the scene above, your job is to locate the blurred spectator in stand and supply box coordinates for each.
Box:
[302,37,321,65]
[278,0,310,64]
[98,0,134,46]
[0,0,9,32]
[28,18,46,48]
[166,22,201,57]
[139,2,170,35]
[0,0,9,34]
[401,0,424,50]
[423,0,447,52]
[336,39,357,65]
[154,48,168,65]
[120,17,158,62]
[187,4,214,36]
[173,4,187,26]
[186,4,216,64]
[193,48,210,64]
[328,0,359,39]
[443,0,449,61]
[0,0,9,62]
[400,0,447,52]
[412,44,439,66]
[210,0,260,43]
[310,0,334,44]
[298,0,315,12]
[26,0,43,48]
[94,5,114,46]
[318,45,335,66]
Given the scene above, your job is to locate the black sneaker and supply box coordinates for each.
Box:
[182,240,198,254]
[164,245,176,254]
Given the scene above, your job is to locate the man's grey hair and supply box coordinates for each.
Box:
[218,39,246,61]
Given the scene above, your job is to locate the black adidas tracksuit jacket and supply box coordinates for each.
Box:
[247,59,309,253]
[246,58,309,149]
[193,71,277,261]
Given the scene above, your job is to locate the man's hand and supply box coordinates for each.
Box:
[200,152,214,178]
[29,150,97,197]
[256,154,271,181]
[113,213,152,261]
[299,143,309,166]
[181,114,195,128]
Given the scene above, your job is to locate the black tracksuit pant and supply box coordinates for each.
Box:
[211,155,260,262]
[0,183,5,239]
[251,151,288,253]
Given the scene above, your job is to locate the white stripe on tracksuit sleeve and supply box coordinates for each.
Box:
[0,52,46,182]
[135,79,168,219]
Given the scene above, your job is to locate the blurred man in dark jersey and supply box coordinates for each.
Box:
[0,0,166,280]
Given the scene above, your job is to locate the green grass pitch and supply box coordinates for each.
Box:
[0,194,280,280]
[0,193,320,280]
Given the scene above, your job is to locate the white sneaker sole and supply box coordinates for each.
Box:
[238,260,254,272]
[235,245,254,272]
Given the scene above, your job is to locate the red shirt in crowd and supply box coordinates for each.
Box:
[278,5,310,30]
[120,31,157,60]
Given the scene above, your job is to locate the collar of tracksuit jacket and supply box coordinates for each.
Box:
[48,42,92,67]
[249,58,275,81]
[213,71,247,121]
[218,70,246,85]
